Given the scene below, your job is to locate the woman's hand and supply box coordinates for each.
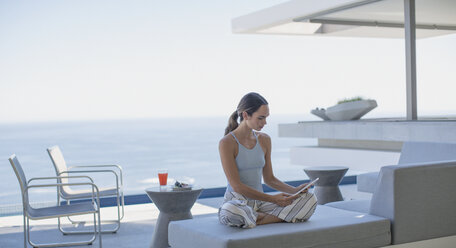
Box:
[271,193,300,207]
[294,183,309,194]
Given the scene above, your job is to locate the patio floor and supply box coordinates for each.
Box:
[0,184,371,248]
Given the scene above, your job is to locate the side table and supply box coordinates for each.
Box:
[303,166,348,205]
[145,187,203,248]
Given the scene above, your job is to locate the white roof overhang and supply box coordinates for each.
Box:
[232,0,456,38]
[232,0,456,120]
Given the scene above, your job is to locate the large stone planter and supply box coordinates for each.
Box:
[325,99,377,121]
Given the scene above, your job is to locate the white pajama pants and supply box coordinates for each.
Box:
[218,191,317,228]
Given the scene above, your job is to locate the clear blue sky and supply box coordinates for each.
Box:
[1,0,455,122]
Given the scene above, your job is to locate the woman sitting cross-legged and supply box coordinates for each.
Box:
[218,92,317,228]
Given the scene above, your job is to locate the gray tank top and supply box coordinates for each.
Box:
[226,131,265,194]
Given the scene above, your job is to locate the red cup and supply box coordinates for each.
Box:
[158,169,168,186]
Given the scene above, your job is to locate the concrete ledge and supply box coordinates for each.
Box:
[279,119,456,144]
[318,139,403,151]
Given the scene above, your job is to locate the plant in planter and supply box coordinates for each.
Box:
[311,96,377,121]
[337,96,365,104]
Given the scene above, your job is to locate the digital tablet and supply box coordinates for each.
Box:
[291,178,319,197]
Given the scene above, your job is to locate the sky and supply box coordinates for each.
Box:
[1,0,455,123]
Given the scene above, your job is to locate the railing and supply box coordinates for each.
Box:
[0,176,356,217]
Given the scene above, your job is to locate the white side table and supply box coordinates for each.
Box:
[303,166,348,205]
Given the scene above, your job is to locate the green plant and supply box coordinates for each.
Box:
[337,96,366,105]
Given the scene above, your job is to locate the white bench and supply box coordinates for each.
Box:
[169,160,456,248]
[169,206,390,248]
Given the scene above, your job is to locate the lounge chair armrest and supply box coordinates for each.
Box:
[69,164,122,170]
[27,182,99,190]
[26,182,101,202]
[68,164,123,185]
[28,175,94,185]
[59,170,120,189]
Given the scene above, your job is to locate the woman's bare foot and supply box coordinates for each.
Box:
[256,212,284,225]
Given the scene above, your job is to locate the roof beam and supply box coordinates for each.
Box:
[308,18,456,31]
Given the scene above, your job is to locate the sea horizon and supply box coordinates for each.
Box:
[0,114,319,207]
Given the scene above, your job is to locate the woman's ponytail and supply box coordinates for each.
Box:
[224,92,268,136]
[224,111,239,135]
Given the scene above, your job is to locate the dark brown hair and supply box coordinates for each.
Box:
[224,92,268,135]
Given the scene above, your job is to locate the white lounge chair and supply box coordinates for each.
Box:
[47,146,124,233]
[9,154,102,248]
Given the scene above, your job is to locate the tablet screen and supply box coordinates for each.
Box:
[291,178,319,197]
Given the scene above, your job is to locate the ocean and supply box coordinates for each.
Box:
[0,115,316,207]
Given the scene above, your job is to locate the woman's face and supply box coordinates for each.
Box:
[245,104,269,131]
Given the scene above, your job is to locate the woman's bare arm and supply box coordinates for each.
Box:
[260,133,308,194]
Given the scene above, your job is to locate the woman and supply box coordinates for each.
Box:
[218,92,317,228]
